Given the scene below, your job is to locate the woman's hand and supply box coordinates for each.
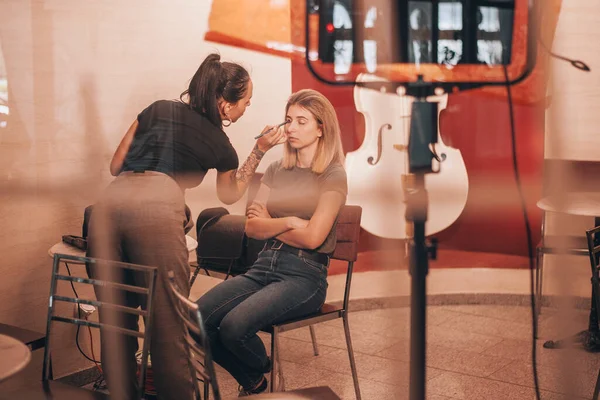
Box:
[246,201,271,219]
[256,125,286,153]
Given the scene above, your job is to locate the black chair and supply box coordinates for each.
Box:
[166,271,221,400]
[190,173,265,284]
[190,209,249,284]
[1,253,158,400]
[585,226,600,400]
[265,205,362,400]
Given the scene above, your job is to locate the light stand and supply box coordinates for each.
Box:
[303,3,540,399]
[404,77,440,400]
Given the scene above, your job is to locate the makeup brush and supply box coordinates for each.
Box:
[254,121,288,140]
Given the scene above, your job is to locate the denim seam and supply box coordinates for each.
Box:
[204,288,261,325]
[243,284,325,345]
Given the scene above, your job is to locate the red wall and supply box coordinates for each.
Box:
[292,61,544,257]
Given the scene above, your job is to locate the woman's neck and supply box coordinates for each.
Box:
[296,141,319,168]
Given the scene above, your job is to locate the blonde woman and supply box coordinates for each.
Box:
[196,89,347,396]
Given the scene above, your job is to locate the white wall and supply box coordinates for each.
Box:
[0,0,290,381]
[546,0,600,160]
[1,0,291,209]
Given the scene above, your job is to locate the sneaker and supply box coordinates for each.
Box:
[238,376,268,397]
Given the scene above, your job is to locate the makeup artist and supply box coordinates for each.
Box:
[86,53,285,400]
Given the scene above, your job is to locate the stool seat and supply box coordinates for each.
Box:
[48,235,198,258]
[0,323,45,351]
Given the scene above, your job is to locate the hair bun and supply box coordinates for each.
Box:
[205,53,221,64]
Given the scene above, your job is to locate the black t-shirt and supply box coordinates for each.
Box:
[121,100,239,189]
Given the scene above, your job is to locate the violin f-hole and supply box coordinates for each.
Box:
[367,123,392,166]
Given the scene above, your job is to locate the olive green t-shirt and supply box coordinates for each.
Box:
[261,160,348,254]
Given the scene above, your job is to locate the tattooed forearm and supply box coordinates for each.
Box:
[233,145,265,184]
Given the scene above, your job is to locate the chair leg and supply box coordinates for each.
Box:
[48,355,54,380]
[203,380,209,400]
[535,249,543,338]
[309,325,319,356]
[270,331,276,393]
[275,333,285,391]
[594,367,600,400]
[190,264,203,286]
[270,331,285,392]
[539,256,544,312]
[342,313,362,400]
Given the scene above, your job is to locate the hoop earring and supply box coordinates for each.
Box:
[222,115,232,127]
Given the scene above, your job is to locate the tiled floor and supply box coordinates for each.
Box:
[211,305,599,399]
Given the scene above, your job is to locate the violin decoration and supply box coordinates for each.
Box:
[345,74,469,239]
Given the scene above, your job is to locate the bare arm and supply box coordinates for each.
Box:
[216,145,265,205]
[275,191,345,250]
[245,216,298,240]
[244,184,309,240]
[216,125,285,205]
[110,120,139,176]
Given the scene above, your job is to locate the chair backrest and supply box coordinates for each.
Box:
[44,253,157,399]
[332,205,362,262]
[331,205,362,311]
[586,225,600,278]
[166,271,221,400]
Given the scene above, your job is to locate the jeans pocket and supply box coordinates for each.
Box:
[300,257,326,274]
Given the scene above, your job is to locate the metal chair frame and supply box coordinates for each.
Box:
[167,272,221,400]
[43,253,158,399]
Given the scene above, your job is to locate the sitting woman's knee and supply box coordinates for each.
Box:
[218,314,249,348]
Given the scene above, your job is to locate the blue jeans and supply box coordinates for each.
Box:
[196,249,328,389]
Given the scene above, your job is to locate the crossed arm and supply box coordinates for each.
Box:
[245,183,345,250]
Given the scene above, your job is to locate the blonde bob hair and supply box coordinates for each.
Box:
[281,89,345,174]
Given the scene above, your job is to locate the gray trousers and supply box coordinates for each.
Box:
[87,171,193,400]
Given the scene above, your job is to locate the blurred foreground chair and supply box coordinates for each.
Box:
[0,253,157,400]
[167,271,222,400]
